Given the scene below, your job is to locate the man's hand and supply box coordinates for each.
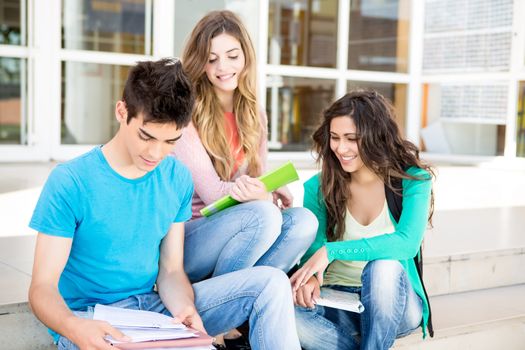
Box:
[293,276,321,308]
[230,175,269,202]
[171,304,206,334]
[272,186,294,209]
[66,316,130,350]
[290,246,329,291]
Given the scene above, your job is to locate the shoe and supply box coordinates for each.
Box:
[224,336,251,350]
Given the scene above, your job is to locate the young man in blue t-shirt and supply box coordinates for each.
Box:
[28,58,301,350]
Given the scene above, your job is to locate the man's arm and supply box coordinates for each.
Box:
[29,233,128,349]
[157,223,205,333]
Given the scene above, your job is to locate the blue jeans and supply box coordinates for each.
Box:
[184,200,318,282]
[295,260,423,350]
[57,266,301,350]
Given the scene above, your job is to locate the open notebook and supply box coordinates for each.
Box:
[93,304,214,349]
[315,288,365,313]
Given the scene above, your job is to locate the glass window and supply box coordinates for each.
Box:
[62,0,150,54]
[61,61,129,145]
[266,76,335,151]
[348,0,410,72]
[268,0,338,67]
[423,0,512,73]
[0,0,24,45]
[173,0,259,57]
[420,83,506,156]
[0,57,26,144]
[347,81,407,134]
[518,82,525,157]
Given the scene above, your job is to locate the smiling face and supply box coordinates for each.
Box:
[116,101,182,174]
[329,116,365,174]
[204,33,245,98]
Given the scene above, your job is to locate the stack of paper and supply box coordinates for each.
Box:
[93,304,214,349]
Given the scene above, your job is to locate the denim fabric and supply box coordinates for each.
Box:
[183,200,318,281]
[57,267,301,350]
[295,260,423,350]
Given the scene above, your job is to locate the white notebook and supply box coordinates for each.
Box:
[93,304,186,329]
[315,288,365,313]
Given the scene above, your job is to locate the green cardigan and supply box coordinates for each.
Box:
[300,167,432,337]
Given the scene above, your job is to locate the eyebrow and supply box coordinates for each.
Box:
[139,128,182,142]
[330,132,358,136]
[210,48,241,56]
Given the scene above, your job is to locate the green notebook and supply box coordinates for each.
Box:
[200,161,299,217]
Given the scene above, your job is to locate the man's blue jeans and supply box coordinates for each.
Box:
[295,260,423,350]
[57,266,301,350]
[184,200,318,281]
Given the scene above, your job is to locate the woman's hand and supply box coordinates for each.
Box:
[290,246,329,291]
[293,275,321,308]
[272,186,294,209]
[229,175,269,202]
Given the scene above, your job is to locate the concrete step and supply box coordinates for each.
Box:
[0,303,54,350]
[4,285,525,350]
[392,284,525,350]
[423,207,525,296]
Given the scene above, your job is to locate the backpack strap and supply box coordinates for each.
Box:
[384,178,434,337]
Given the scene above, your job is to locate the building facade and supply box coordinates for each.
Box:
[1,0,524,163]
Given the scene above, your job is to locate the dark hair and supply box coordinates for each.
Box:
[312,89,435,241]
[122,58,194,128]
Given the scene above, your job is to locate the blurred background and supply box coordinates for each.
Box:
[0,0,524,161]
[0,1,524,349]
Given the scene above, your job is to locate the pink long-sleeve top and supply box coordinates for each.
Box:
[172,111,268,219]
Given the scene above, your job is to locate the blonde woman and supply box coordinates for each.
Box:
[172,10,317,348]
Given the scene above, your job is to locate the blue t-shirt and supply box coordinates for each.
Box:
[29,147,193,311]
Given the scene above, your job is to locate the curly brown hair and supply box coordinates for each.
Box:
[312,89,435,241]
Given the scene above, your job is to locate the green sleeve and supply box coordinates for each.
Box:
[299,174,328,266]
[325,167,432,262]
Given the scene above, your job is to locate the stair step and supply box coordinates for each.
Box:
[423,207,525,296]
[393,317,525,350]
[423,247,525,296]
[392,284,525,349]
[0,303,54,350]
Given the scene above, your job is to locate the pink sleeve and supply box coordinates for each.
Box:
[171,123,234,205]
[258,107,269,174]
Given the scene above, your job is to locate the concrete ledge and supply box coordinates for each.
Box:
[0,302,54,350]
[424,247,525,296]
[393,316,525,350]
[393,284,525,350]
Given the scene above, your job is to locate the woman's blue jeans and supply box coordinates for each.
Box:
[183,200,318,281]
[295,260,423,350]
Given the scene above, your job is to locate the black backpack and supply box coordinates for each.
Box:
[385,178,434,337]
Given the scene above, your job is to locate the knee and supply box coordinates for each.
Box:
[283,207,318,244]
[362,260,406,308]
[242,200,282,230]
[252,266,292,297]
[362,260,404,286]
[361,260,406,297]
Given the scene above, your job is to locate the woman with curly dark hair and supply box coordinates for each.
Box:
[290,90,435,350]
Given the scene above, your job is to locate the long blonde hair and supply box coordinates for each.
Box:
[182,10,261,180]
